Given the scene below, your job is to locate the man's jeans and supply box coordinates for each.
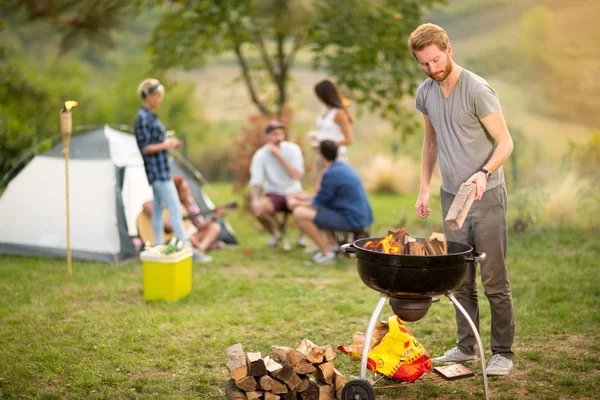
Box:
[441,183,515,359]
[151,180,187,245]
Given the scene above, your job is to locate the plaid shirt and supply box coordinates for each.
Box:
[134,106,170,184]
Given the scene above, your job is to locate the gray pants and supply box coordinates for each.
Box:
[441,184,515,359]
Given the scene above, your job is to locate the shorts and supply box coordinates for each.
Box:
[313,207,355,231]
[266,193,289,213]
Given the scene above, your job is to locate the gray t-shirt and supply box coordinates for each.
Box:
[249,141,304,195]
[416,69,504,195]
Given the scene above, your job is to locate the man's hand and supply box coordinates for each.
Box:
[268,144,281,157]
[251,199,263,216]
[465,172,488,200]
[415,193,431,219]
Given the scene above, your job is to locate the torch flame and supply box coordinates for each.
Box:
[64,101,78,111]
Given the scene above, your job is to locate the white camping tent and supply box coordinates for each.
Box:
[0,125,237,262]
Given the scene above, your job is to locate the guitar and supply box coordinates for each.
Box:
[137,201,237,245]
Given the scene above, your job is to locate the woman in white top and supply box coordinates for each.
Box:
[310,79,354,160]
[306,79,354,193]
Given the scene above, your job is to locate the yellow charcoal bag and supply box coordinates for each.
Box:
[338,315,432,382]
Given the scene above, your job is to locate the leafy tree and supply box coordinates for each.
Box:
[147,0,443,133]
[2,0,136,54]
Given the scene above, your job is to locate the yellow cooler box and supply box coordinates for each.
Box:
[140,247,193,302]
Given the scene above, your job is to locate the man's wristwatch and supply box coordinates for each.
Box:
[480,168,492,181]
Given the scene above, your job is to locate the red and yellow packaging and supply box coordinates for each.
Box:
[338,315,432,382]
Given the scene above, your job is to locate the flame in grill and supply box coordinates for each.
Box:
[365,228,407,254]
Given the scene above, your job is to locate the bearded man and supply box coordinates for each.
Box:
[409,23,516,376]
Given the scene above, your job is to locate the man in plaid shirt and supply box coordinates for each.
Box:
[134,79,197,256]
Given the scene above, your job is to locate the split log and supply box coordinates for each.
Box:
[280,392,297,400]
[315,380,335,400]
[445,183,476,230]
[276,365,303,391]
[408,240,426,256]
[258,374,274,391]
[265,356,283,378]
[235,376,259,392]
[336,386,343,400]
[428,232,448,255]
[224,378,247,400]
[264,392,281,400]
[422,240,436,256]
[295,376,311,393]
[314,361,334,385]
[297,338,326,363]
[298,380,319,400]
[332,368,347,390]
[320,345,337,362]
[270,379,289,394]
[271,345,307,368]
[246,352,267,377]
[245,390,263,400]
[226,343,248,381]
[294,359,317,374]
[271,345,315,374]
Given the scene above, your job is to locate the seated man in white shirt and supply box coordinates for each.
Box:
[249,121,305,246]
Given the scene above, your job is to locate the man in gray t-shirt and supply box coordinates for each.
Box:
[409,23,516,376]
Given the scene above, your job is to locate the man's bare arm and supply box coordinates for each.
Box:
[480,109,514,173]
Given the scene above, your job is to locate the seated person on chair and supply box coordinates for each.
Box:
[249,120,304,247]
[289,140,373,264]
[141,175,223,262]
[172,175,224,253]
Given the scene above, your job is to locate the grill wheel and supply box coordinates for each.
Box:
[341,379,376,400]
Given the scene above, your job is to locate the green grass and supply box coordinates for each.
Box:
[1,183,599,399]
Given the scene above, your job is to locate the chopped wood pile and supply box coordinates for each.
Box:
[225,339,346,400]
[364,228,448,256]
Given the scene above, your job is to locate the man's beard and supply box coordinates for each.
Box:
[428,57,453,82]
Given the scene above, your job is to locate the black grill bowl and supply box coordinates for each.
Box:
[347,237,476,299]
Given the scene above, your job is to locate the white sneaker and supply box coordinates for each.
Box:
[305,251,336,265]
[297,237,308,248]
[432,347,477,363]
[485,354,513,376]
[267,235,280,247]
[192,250,213,263]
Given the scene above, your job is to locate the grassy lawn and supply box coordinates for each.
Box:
[1,183,599,400]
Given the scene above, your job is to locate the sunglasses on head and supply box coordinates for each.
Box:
[142,83,162,99]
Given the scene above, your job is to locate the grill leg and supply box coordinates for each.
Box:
[447,292,489,400]
[360,293,388,380]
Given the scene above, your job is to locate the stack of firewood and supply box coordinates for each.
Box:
[225,339,346,400]
[364,228,448,256]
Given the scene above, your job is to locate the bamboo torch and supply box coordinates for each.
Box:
[60,101,78,276]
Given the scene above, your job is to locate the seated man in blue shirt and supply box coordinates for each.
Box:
[289,140,373,264]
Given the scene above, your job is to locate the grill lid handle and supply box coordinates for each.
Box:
[340,243,356,254]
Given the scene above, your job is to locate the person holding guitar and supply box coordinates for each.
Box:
[139,175,237,262]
